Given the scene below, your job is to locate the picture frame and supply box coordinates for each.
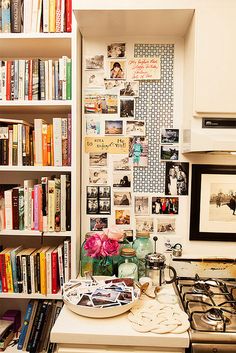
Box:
[190,164,236,241]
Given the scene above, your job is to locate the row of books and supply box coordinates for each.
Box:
[0,239,71,294]
[0,116,71,166]
[17,299,63,353]
[0,175,71,232]
[0,57,72,101]
[0,0,72,33]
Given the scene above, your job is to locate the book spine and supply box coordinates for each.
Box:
[30,132,34,165]
[40,251,47,294]
[48,180,55,231]
[34,119,43,166]
[0,254,7,292]
[38,184,43,232]
[17,301,34,350]
[24,181,29,230]
[30,253,36,293]
[62,56,67,100]
[11,249,20,293]
[10,0,21,33]
[24,59,29,100]
[54,60,59,100]
[53,118,62,166]
[54,178,61,232]
[31,0,39,33]
[2,137,9,165]
[43,0,49,32]
[26,302,43,352]
[30,188,34,229]
[55,0,61,32]
[6,61,11,100]
[23,0,32,33]
[46,250,52,294]
[41,177,48,232]
[26,254,32,294]
[16,253,23,293]
[32,59,39,100]
[25,125,30,165]
[57,245,64,287]
[12,187,19,230]
[8,128,13,166]
[39,60,45,100]
[14,59,19,100]
[0,62,2,100]
[66,178,71,231]
[34,185,39,231]
[18,60,25,100]
[47,124,52,165]
[44,60,49,100]
[49,0,56,32]
[1,61,6,100]
[2,0,11,33]
[28,59,33,100]
[36,0,43,32]
[51,250,59,293]
[66,58,72,100]
[67,113,71,166]
[4,189,13,230]
[22,124,26,165]
[64,239,69,282]
[17,123,23,166]
[30,301,48,353]
[12,124,18,165]
[65,0,71,32]
[5,252,13,292]
[48,59,53,100]
[61,117,68,166]
[42,123,48,166]
[22,255,28,293]
[19,187,24,230]
[36,253,40,293]
[10,61,15,100]
[60,174,66,232]
[61,0,65,32]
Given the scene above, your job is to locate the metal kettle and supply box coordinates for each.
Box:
[145,252,177,287]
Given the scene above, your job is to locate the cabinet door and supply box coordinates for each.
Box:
[195,6,236,113]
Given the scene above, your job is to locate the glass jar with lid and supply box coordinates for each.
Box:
[112,236,131,276]
[118,248,138,281]
[80,232,93,276]
[132,232,153,279]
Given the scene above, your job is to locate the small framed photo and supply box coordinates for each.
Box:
[160,145,179,161]
[134,196,149,215]
[107,43,126,58]
[152,197,179,215]
[99,186,111,199]
[90,217,108,231]
[113,172,132,188]
[115,210,131,225]
[99,199,111,214]
[126,120,145,136]
[113,192,131,206]
[105,120,123,135]
[109,60,126,80]
[89,153,107,167]
[136,218,154,233]
[84,71,104,89]
[120,81,139,97]
[86,118,101,135]
[87,199,99,214]
[85,55,104,70]
[89,169,108,185]
[87,186,99,198]
[113,156,131,171]
[160,128,179,144]
[157,218,176,233]
[120,98,135,118]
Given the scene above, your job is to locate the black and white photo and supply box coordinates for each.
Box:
[85,55,104,70]
[87,186,98,198]
[87,199,99,214]
[120,81,139,96]
[136,218,154,233]
[89,153,107,167]
[107,43,126,58]
[120,98,135,118]
[99,186,111,198]
[126,120,145,136]
[113,192,131,206]
[134,196,149,215]
[113,172,132,188]
[165,162,189,196]
[99,199,111,214]
[160,145,179,161]
[113,156,131,171]
[89,169,107,185]
[161,128,179,144]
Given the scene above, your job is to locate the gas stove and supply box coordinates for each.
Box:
[174,274,236,353]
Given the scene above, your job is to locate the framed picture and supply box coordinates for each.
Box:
[190,164,236,241]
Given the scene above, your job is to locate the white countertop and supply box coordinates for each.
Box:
[51,285,189,349]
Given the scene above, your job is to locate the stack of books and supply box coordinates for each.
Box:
[0,116,72,166]
[0,175,71,232]
[0,239,71,294]
[17,299,63,352]
[0,57,72,101]
[0,0,72,33]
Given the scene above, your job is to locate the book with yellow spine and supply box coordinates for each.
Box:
[39,246,50,295]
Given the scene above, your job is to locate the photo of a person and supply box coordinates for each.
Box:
[90,217,108,231]
[113,192,131,206]
[110,61,125,79]
[120,81,139,97]
[165,162,189,196]
[120,98,134,117]
[208,184,236,222]
[132,137,143,167]
[113,173,132,188]
[107,43,126,58]
[120,175,131,187]
[129,137,148,167]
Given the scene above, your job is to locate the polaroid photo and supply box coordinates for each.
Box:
[99,186,111,199]
[84,71,104,89]
[160,128,179,144]
[120,98,135,118]
[77,295,94,307]
[113,191,131,206]
[89,169,108,185]
[117,290,133,303]
[105,120,123,135]
[92,297,114,307]
[157,218,176,234]
[87,186,99,198]
[151,197,179,215]
[165,162,189,196]
[113,172,132,188]
[120,81,139,97]
[115,209,131,225]
[136,217,154,233]
[129,136,148,167]
[134,196,149,215]
[109,60,126,80]
[87,198,99,214]
[126,120,145,136]
[90,217,108,231]
[104,79,124,91]
[113,156,131,172]
[99,199,111,214]
[85,55,104,70]
[160,145,179,161]
[107,43,126,58]
[86,118,101,135]
[92,288,119,302]
[89,153,107,167]
[84,94,118,114]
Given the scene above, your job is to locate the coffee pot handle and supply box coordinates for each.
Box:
[165,265,177,284]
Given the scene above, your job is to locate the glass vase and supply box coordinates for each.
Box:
[93,256,113,277]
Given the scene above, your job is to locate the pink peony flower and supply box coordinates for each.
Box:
[84,233,104,258]
[103,225,124,241]
[101,238,120,257]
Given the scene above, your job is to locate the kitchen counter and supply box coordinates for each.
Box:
[51,284,190,353]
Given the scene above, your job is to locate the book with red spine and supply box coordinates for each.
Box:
[38,184,43,232]
[51,248,59,294]
[28,59,33,100]
[6,61,12,101]
[12,187,19,230]
[0,248,10,293]
[65,0,71,32]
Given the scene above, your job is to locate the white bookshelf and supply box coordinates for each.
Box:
[0,230,72,237]
[0,166,72,172]
[0,292,62,299]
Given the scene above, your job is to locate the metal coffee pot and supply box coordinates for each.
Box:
[145,252,177,287]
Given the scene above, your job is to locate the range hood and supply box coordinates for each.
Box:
[182,117,236,153]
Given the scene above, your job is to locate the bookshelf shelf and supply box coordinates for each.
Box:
[0,166,72,172]
[0,33,72,39]
[0,101,72,114]
[0,292,62,299]
[0,230,72,237]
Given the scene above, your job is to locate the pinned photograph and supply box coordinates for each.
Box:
[165,162,189,196]
[86,118,101,135]
[113,156,131,171]
[84,94,118,114]
[129,136,148,167]
[161,128,179,144]
[126,120,145,136]
[134,196,149,215]
[89,169,108,184]
[90,217,108,231]
[136,218,154,233]
[99,186,111,198]
[157,218,176,233]
[152,197,179,215]
[115,210,131,225]
[99,199,111,214]
[87,199,99,214]
[120,81,139,97]
[120,98,135,118]
[89,153,107,167]
[107,43,126,58]
[114,192,131,206]
[84,71,104,89]
[87,186,98,198]
[105,120,123,135]
[104,79,124,91]
[109,60,126,79]
[160,145,179,161]
[85,55,104,70]
[113,172,132,188]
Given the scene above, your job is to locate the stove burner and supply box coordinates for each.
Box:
[193,281,211,295]
[201,308,230,326]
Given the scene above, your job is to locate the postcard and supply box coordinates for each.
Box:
[89,153,107,167]
[113,172,132,188]
[107,43,126,58]
[120,98,135,118]
[109,60,126,80]
[105,120,123,135]
[84,94,118,114]
[152,197,179,215]
[134,196,149,215]
[115,209,131,225]
[160,145,179,161]
[160,128,179,144]
[86,118,101,135]
[120,81,139,97]
[113,156,131,171]
[89,168,108,184]
[136,217,154,233]
[85,137,130,154]
[92,288,119,302]
[113,191,131,206]
[90,217,108,231]
[85,55,104,70]
[84,71,104,88]
[126,120,145,136]
[129,136,148,167]
[127,57,160,80]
